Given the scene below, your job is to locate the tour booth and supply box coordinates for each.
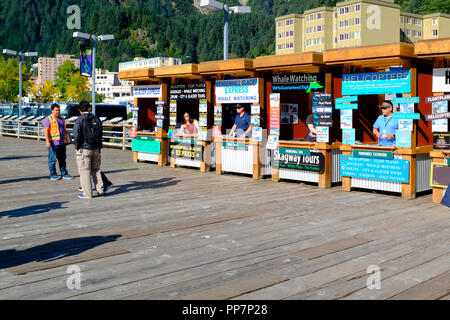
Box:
[198,58,270,179]
[254,52,342,189]
[153,64,214,172]
[118,68,169,166]
[323,43,434,199]
[415,38,450,203]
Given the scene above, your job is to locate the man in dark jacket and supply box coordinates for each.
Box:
[73,101,104,199]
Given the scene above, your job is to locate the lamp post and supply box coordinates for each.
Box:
[73,32,114,115]
[2,49,38,117]
[200,0,251,60]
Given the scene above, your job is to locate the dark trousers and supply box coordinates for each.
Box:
[48,144,68,177]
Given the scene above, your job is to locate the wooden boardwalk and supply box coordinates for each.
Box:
[0,136,448,300]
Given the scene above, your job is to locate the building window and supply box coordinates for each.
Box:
[355,4,360,11]
[290,30,294,37]
[317,25,322,32]
[432,29,438,37]
[406,29,411,36]
[418,31,422,37]
[414,19,422,26]
[432,18,438,25]
[355,31,360,39]
[406,17,412,24]
[317,13,322,20]
[355,17,360,25]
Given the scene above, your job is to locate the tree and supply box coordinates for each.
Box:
[29,81,62,103]
[0,56,32,103]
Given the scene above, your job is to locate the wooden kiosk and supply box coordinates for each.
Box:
[118,68,168,166]
[154,64,214,172]
[415,38,450,203]
[198,58,270,179]
[323,43,434,199]
[254,52,342,188]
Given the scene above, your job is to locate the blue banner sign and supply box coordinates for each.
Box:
[335,103,358,110]
[392,113,420,120]
[335,96,358,104]
[393,97,419,104]
[340,155,410,183]
[342,70,411,95]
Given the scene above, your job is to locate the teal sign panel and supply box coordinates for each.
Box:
[342,70,411,95]
[340,155,410,183]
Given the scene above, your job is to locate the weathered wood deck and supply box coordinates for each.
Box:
[0,136,448,300]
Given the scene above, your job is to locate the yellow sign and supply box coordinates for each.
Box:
[430,162,450,188]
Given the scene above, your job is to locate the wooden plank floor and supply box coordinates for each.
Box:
[0,136,448,300]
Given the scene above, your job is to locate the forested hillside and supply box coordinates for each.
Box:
[0,0,449,72]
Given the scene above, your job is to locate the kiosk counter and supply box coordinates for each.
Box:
[154,64,215,172]
[254,52,342,188]
[324,43,434,199]
[416,38,450,203]
[199,59,271,179]
[118,68,169,166]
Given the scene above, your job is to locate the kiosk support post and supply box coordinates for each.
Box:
[200,80,213,173]
[132,96,139,163]
[157,82,168,166]
[215,136,223,174]
[430,150,446,203]
[341,144,352,191]
[252,140,261,180]
[318,143,332,189]
[400,68,418,199]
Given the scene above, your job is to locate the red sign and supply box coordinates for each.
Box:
[130,127,137,139]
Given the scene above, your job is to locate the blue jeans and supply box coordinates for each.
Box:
[48,144,68,177]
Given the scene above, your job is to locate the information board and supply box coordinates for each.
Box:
[430,162,450,188]
[340,155,410,183]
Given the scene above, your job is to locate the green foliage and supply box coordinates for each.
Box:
[0,55,32,103]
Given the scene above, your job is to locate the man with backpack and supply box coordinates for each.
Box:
[73,101,104,199]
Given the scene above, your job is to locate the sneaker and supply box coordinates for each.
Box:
[50,175,61,181]
[104,184,114,192]
[62,174,73,180]
[78,193,92,199]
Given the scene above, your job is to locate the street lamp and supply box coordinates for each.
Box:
[200,0,251,60]
[73,31,114,115]
[2,49,38,117]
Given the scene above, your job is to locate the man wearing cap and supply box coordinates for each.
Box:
[227,104,252,138]
[373,100,399,146]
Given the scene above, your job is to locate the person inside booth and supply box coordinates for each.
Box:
[304,113,317,142]
[373,100,399,146]
[176,112,199,137]
[227,104,252,138]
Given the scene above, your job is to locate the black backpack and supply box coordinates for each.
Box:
[82,114,103,146]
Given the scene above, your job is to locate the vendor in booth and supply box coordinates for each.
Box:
[227,104,252,138]
[176,112,200,137]
[373,101,399,146]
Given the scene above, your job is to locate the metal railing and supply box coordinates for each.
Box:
[0,118,132,150]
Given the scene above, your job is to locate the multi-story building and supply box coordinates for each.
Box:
[90,69,133,104]
[275,0,450,55]
[37,54,80,87]
[118,57,182,72]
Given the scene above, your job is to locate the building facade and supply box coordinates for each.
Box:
[118,57,182,72]
[275,0,450,55]
[90,69,134,104]
[37,54,80,87]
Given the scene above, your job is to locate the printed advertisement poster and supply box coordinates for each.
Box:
[395,130,412,148]
[252,127,262,142]
[251,115,260,126]
[215,78,259,104]
[251,105,260,115]
[342,128,355,145]
[432,68,450,93]
[269,93,281,135]
[169,139,203,160]
[316,126,329,143]
[433,133,450,150]
[266,135,279,150]
[340,109,353,129]
[432,101,448,132]
[398,103,414,131]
